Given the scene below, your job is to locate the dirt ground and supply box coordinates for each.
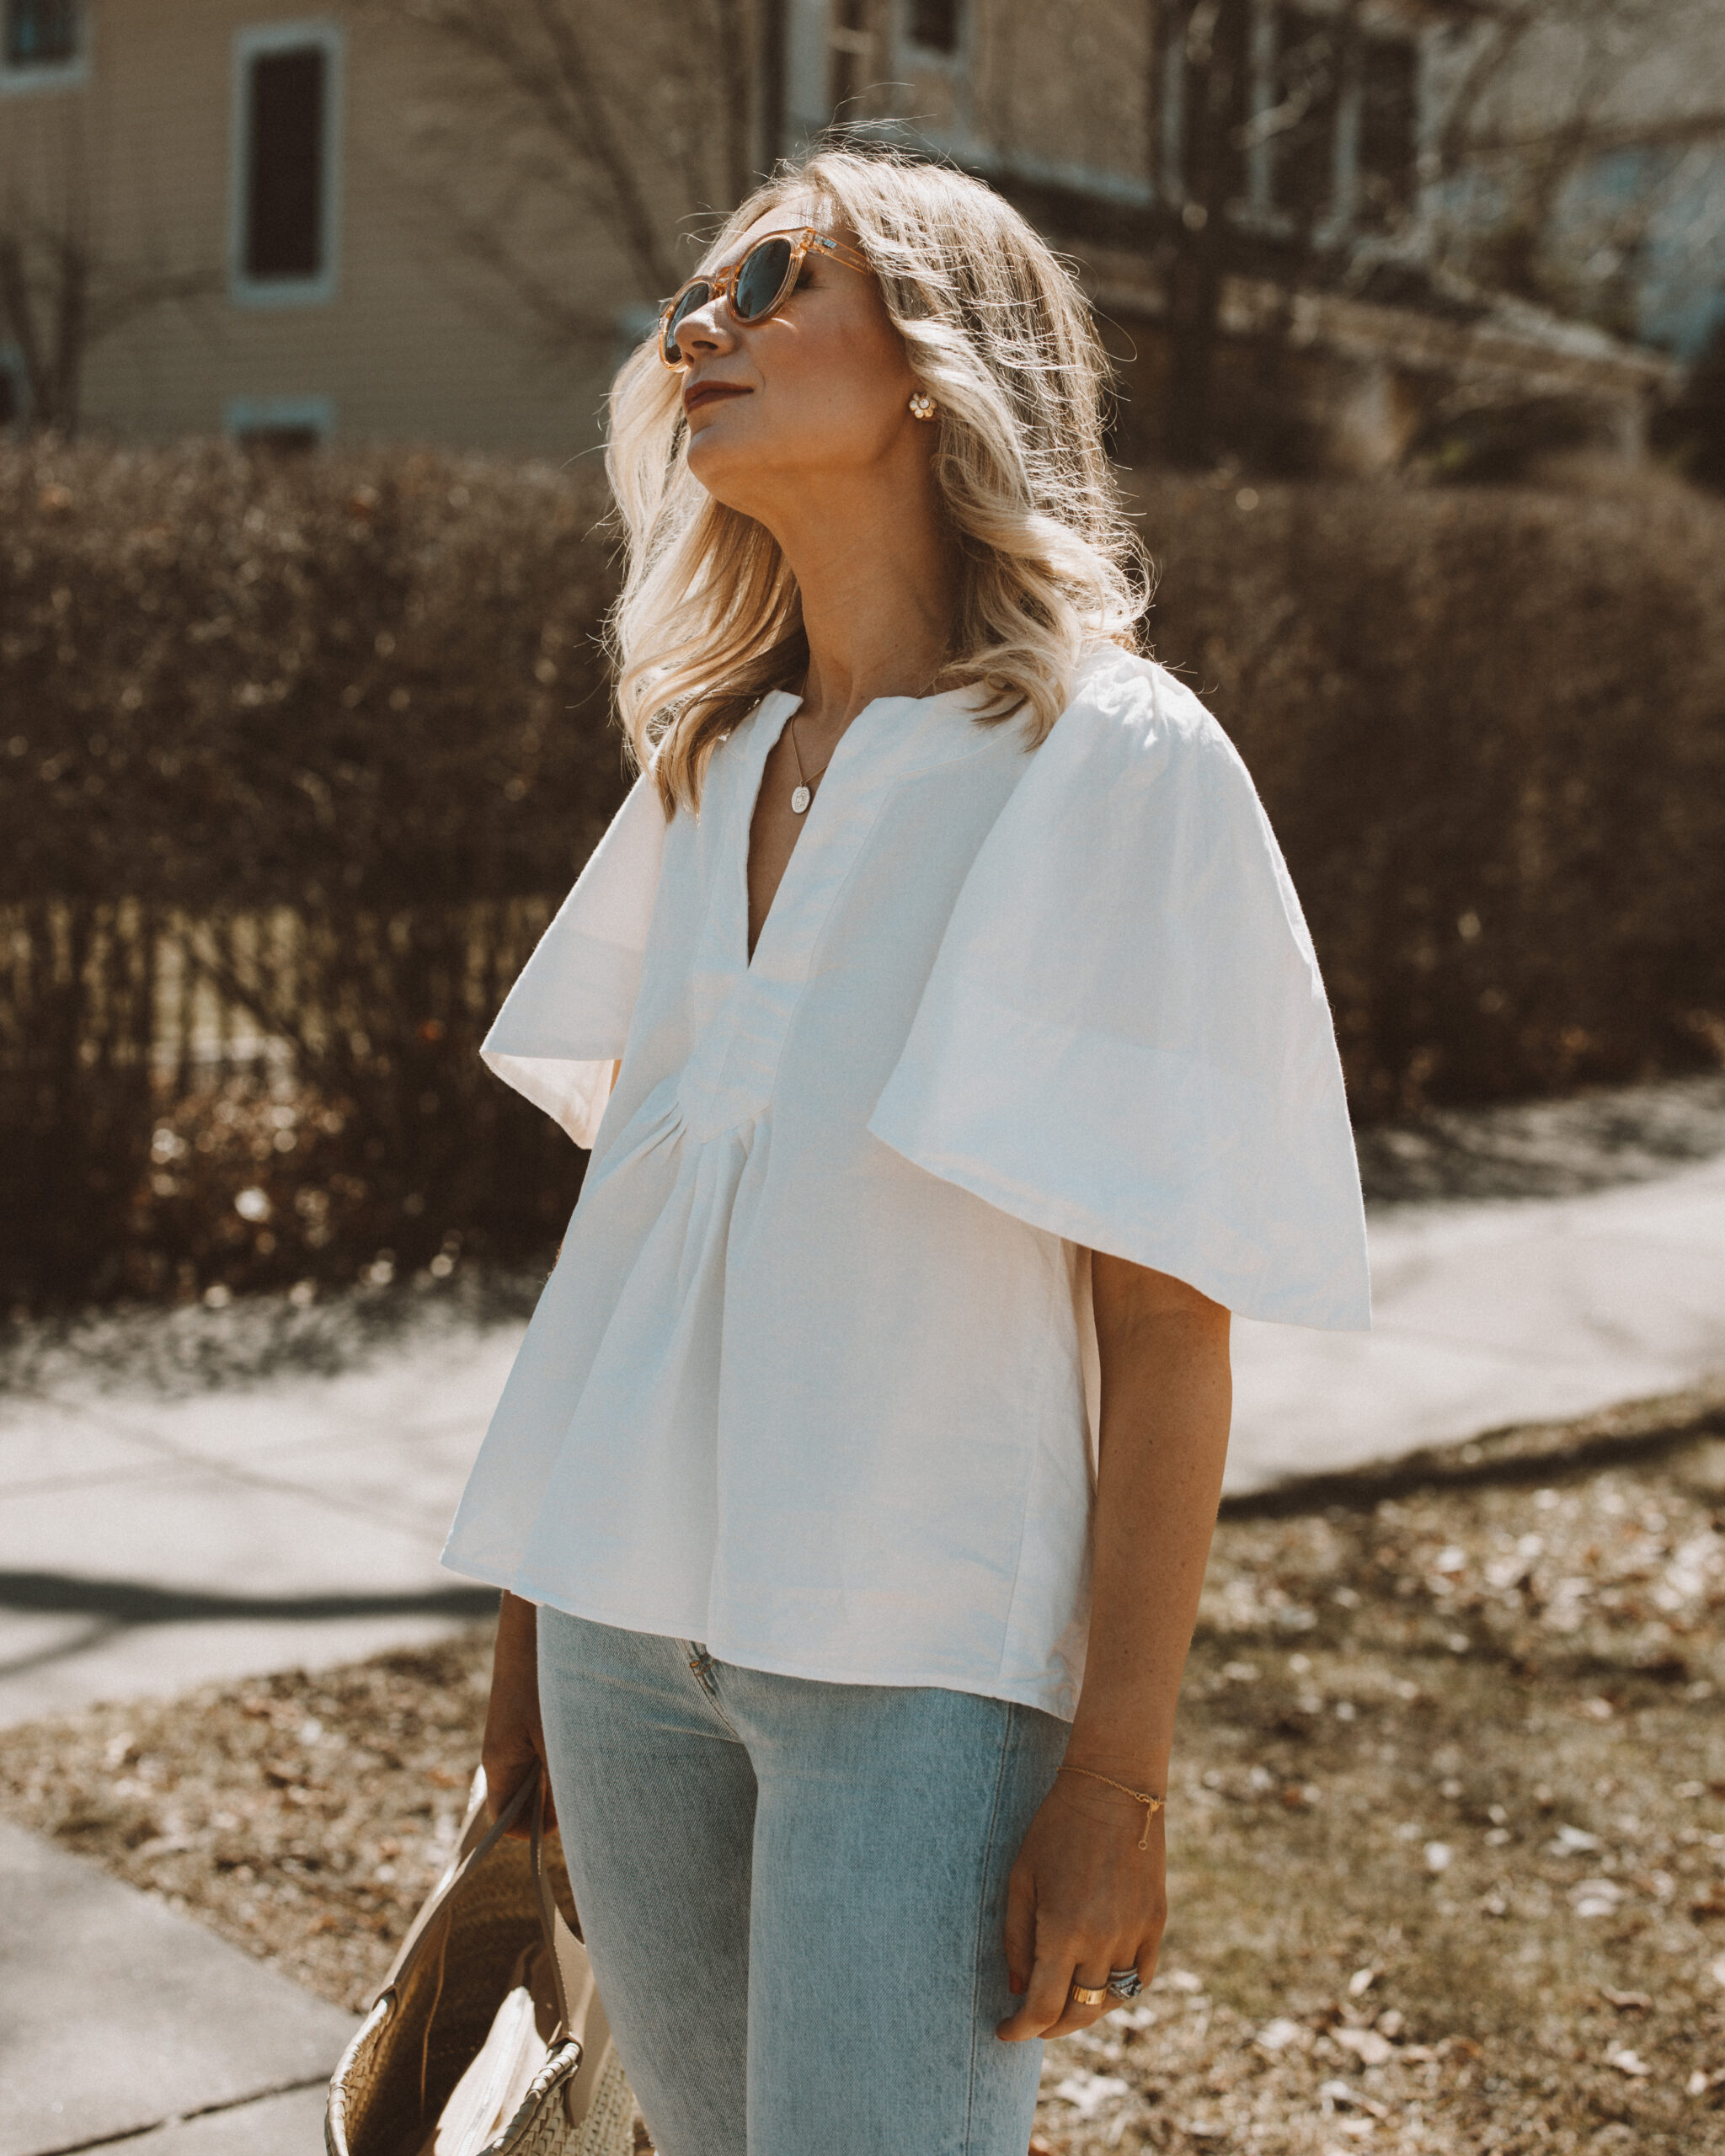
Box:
[3,1388,1723,2155]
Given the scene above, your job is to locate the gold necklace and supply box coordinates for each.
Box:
[786,715,833,815]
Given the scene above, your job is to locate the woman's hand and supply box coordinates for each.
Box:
[481,1591,557,1838]
[996,1761,1166,2041]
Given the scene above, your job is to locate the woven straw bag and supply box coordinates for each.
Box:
[326,1767,637,2156]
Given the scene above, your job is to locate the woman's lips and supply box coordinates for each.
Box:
[683,382,750,414]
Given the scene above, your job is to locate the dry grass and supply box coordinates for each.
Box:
[3,1399,1724,2153]
[1050,1392,1725,2155]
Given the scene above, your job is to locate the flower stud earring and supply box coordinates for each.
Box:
[908,390,937,421]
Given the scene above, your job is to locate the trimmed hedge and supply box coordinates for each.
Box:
[2,441,1722,1307]
[1,442,627,1307]
[1130,470,1725,1119]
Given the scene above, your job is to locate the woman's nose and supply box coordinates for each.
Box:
[677,300,734,359]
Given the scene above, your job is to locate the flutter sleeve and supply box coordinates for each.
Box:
[867,653,1371,1330]
[480,771,666,1148]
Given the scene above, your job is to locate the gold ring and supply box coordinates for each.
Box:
[1069,1982,1109,2007]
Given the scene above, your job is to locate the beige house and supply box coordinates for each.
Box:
[0,0,1688,467]
[0,0,666,451]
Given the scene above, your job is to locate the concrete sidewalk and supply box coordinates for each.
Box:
[0,1325,516,1726]
[1228,1148,1725,1491]
[0,1817,356,2156]
[2,1150,1722,1730]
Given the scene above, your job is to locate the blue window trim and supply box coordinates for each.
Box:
[228,20,344,310]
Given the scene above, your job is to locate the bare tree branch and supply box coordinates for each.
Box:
[1,130,218,435]
[525,0,685,297]
[398,0,686,300]
[0,233,52,416]
[370,0,759,366]
[411,168,622,355]
[1461,108,1725,162]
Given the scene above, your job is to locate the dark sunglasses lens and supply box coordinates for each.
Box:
[663,281,712,363]
[733,237,795,323]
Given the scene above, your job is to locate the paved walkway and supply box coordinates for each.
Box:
[1228,1149,1725,1489]
[0,1326,515,1728]
[3,1150,1722,1731]
[0,1817,355,2156]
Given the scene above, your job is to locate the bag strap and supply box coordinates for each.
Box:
[377,1769,542,2003]
[526,1774,575,2041]
[375,1764,592,2054]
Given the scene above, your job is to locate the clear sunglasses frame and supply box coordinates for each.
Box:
[657,227,872,369]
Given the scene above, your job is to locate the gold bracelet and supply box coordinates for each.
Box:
[1057,1764,1167,1849]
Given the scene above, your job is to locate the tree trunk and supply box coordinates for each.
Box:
[1165,210,1226,467]
[756,0,786,179]
[1160,0,1249,469]
[0,229,87,434]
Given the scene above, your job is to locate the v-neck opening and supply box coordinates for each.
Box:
[744,691,804,971]
[737,679,989,977]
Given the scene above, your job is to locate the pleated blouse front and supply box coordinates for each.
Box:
[442,648,1371,1720]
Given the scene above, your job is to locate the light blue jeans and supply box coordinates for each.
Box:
[537,1609,1070,2156]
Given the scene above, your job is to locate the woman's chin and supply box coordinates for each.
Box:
[686,432,772,515]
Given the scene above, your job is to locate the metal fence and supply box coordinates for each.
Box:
[0,893,581,1306]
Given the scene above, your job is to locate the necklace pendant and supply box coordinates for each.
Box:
[791,783,811,814]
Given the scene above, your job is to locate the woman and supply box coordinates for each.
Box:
[444,147,1370,2154]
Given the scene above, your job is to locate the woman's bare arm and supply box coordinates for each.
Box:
[996,1253,1231,2041]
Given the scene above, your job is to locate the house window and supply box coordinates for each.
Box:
[5,0,73,65]
[905,0,959,56]
[2,0,83,86]
[1358,34,1417,231]
[225,393,334,450]
[231,25,342,305]
[1271,5,1342,228]
[246,48,325,277]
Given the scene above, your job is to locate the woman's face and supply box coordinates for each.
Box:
[672,199,926,518]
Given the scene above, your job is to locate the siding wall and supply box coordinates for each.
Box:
[0,0,687,451]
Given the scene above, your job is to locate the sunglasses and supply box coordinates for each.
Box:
[658,227,872,369]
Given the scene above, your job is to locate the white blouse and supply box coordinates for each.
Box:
[442,647,1370,1720]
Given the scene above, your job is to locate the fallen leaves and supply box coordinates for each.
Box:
[1049,2071,1130,2121]
[0,1636,494,2009]
[1571,1877,1625,1919]
[1255,2017,1307,2055]
[1332,2025,1396,2067]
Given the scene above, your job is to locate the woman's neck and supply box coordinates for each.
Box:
[764,466,958,739]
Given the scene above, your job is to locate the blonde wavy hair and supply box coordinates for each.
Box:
[605,144,1150,814]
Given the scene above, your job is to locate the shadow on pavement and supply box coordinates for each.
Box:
[1224,1380,1725,1520]
[0,1574,498,1684]
[0,1572,499,1624]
